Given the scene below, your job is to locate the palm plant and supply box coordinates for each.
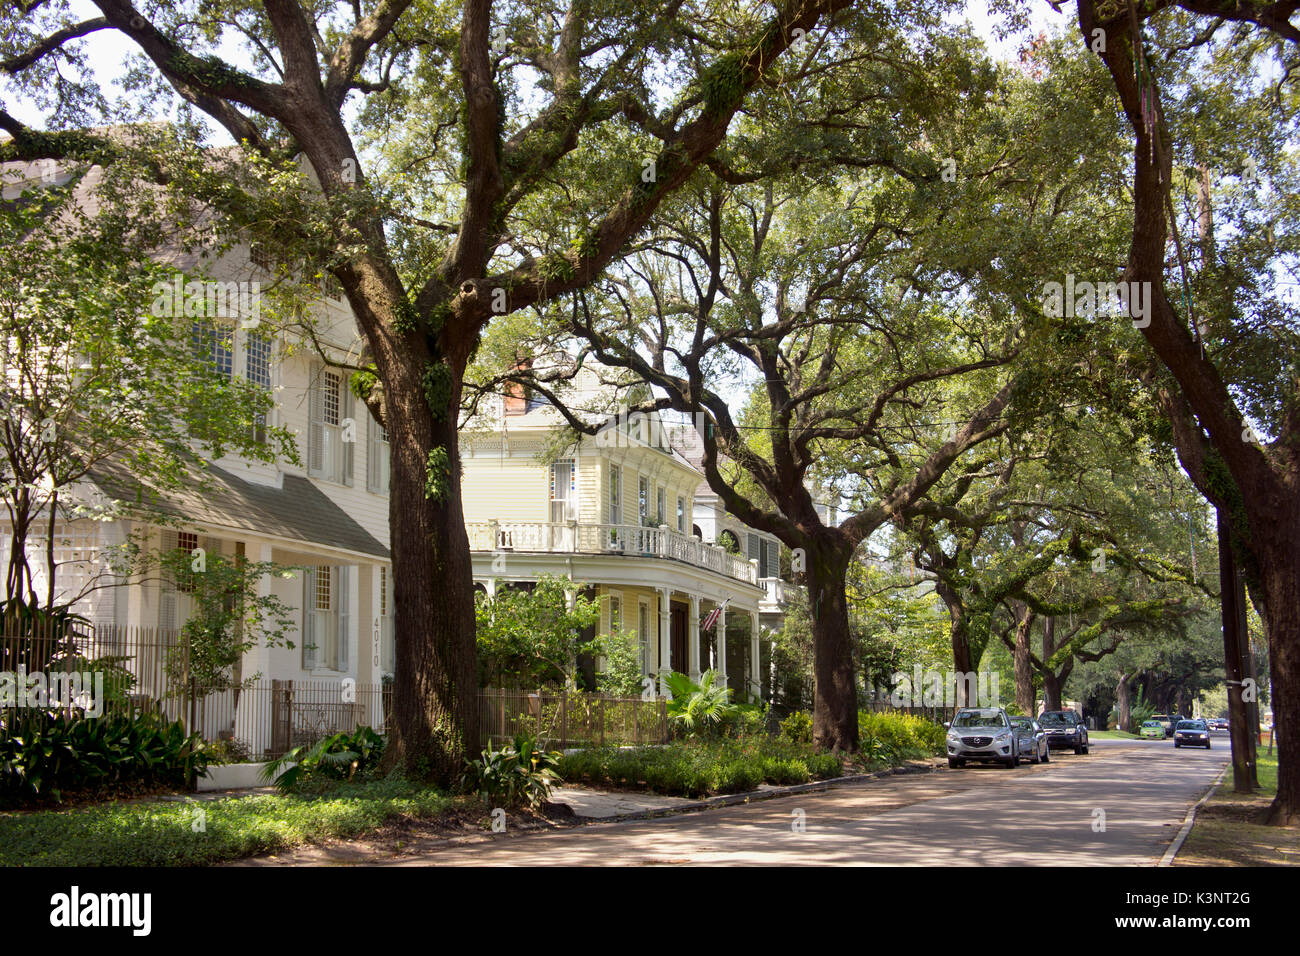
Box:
[664,670,738,737]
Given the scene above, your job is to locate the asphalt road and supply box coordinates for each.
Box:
[394,732,1228,866]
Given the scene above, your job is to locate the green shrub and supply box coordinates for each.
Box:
[805,753,844,779]
[779,710,813,744]
[0,709,207,806]
[762,757,812,785]
[462,732,562,808]
[260,726,385,792]
[858,710,945,758]
[556,739,848,797]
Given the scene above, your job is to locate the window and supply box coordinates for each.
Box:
[656,486,666,526]
[638,476,649,526]
[677,496,686,533]
[192,321,233,378]
[303,565,350,671]
[608,464,622,524]
[367,414,390,494]
[550,459,576,522]
[246,332,272,442]
[639,602,650,674]
[175,531,200,593]
[308,367,354,485]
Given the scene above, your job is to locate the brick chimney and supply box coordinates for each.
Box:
[502,356,532,416]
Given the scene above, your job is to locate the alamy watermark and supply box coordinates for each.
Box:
[0,666,105,717]
[1041,275,1152,328]
[150,277,262,329]
[884,667,1001,708]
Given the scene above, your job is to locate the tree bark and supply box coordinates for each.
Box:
[1115,671,1133,733]
[1012,602,1036,714]
[381,366,479,785]
[1218,509,1257,792]
[806,543,858,752]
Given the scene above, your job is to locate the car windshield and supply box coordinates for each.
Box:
[1142,721,1163,727]
[1177,721,1203,730]
[1039,713,1073,727]
[952,710,1006,728]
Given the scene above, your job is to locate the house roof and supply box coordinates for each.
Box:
[93,462,390,560]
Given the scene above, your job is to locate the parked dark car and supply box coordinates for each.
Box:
[1009,716,1050,764]
[1039,710,1089,754]
[1174,719,1212,749]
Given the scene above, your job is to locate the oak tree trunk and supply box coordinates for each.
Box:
[382,365,479,785]
[806,544,858,752]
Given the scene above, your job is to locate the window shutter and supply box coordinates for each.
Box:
[748,532,761,563]
[301,567,317,669]
[342,389,355,485]
[367,415,380,493]
[337,566,351,671]
[158,529,177,632]
[308,372,324,475]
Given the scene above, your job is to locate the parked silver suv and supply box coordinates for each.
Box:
[946,708,1022,768]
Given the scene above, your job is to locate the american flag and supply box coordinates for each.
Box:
[702,598,730,632]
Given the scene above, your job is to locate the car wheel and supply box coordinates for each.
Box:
[1007,750,1019,768]
[1042,746,1050,763]
[1082,743,1089,754]
[1074,742,1083,755]
[1175,741,1181,748]
[1206,741,1211,749]
[1031,744,1041,764]
[948,757,965,768]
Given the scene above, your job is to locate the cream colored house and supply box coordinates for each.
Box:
[461,374,792,701]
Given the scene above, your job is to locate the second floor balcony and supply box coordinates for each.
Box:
[466,520,760,586]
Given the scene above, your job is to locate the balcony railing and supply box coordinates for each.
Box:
[466,521,759,585]
[758,576,800,609]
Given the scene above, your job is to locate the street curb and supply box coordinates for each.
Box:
[1159,764,1229,867]
[581,758,943,825]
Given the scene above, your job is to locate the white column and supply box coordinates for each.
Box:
[237,541,275,752]
[658,587,671,694]
[688,594,701,681]
[750,612,762,702]
[716,601,727,684]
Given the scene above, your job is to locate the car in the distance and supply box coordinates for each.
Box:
[1039,710,1089,754]
[1207,717,1229,731]
[1009,716,1050,764]
[945,708,1023,768]
[1174,719,1212,749]
[1140,719,1166,739]
[1150,714,1178,738]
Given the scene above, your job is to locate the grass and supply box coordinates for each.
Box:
[1177,752,1299,866]
[1089,729,1140,739]
[0,778,455,867]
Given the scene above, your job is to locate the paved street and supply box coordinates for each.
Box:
[390,734,1227,866]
